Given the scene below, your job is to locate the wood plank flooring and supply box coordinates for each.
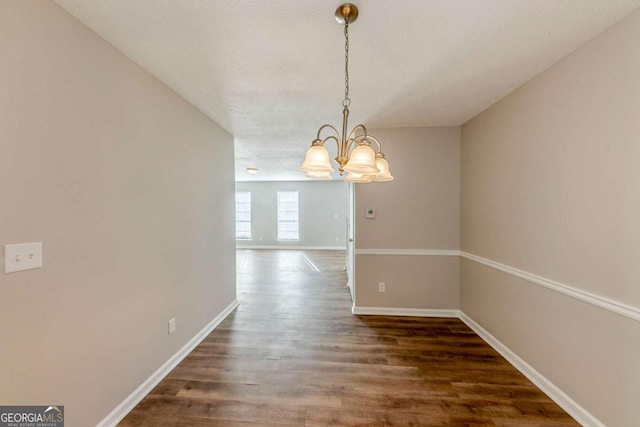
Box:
[120,249,579,426]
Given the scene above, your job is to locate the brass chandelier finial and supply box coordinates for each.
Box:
[300,3,393,183]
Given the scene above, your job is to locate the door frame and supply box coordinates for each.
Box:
[346,182,356,304]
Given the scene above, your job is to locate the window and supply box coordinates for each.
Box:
[277,191,299,241]
[235,192,251,240]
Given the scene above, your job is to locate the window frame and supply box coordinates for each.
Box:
[276,190,300,241]
[235,191,252,241]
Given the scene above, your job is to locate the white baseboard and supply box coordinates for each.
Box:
[96,299,239,427]
[352,306,460,317]
[236,245,344,250]
[459,312,604,427]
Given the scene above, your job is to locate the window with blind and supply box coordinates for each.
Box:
[235,191,251,240]
[277,191,299,241]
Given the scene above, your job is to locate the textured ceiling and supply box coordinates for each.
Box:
[54,0,640,181]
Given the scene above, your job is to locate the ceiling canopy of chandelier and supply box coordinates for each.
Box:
[300,3,393,183]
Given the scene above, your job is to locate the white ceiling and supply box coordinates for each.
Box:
[55,0,640,181]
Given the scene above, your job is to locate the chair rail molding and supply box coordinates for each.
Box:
[355,249,459,256]
[460,251,640,323]
[354,248,640,322]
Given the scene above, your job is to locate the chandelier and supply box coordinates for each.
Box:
[300,3,393,183]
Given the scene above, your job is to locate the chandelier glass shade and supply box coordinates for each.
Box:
[300,3,393,183]
[300,144,334,172]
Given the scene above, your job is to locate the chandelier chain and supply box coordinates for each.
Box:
[343,20,351,108]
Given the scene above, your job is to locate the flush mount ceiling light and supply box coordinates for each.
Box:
[246,167,258,175]
[300,3,393,183]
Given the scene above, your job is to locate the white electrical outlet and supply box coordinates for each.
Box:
[378,282,386,292]
[168,318,176,335]
[4,242,43,273]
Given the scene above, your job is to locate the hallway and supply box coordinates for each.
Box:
[120,250,577,426]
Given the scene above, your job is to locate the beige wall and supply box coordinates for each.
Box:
[355,255,459,309]
[0,2,236,426]
[235,180,349,248]
[355,127,460,310]
[461,8,640,426]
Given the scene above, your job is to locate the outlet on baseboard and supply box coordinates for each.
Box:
[168,318,176,335]
[378,282,386,292]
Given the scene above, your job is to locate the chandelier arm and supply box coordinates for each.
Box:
[345,134,363,153]
[321,135,341,153]
[346,124,368,144]
[316,124,341,141]
[363,135,383,152]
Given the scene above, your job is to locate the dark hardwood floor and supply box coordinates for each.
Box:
[120,249,579,426]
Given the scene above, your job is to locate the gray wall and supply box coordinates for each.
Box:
[0,2,236,426]
[235,180,349,248]
[461,8,640,426]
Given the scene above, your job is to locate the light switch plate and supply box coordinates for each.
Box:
[365,209,376,219]
[4,242,43,273]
